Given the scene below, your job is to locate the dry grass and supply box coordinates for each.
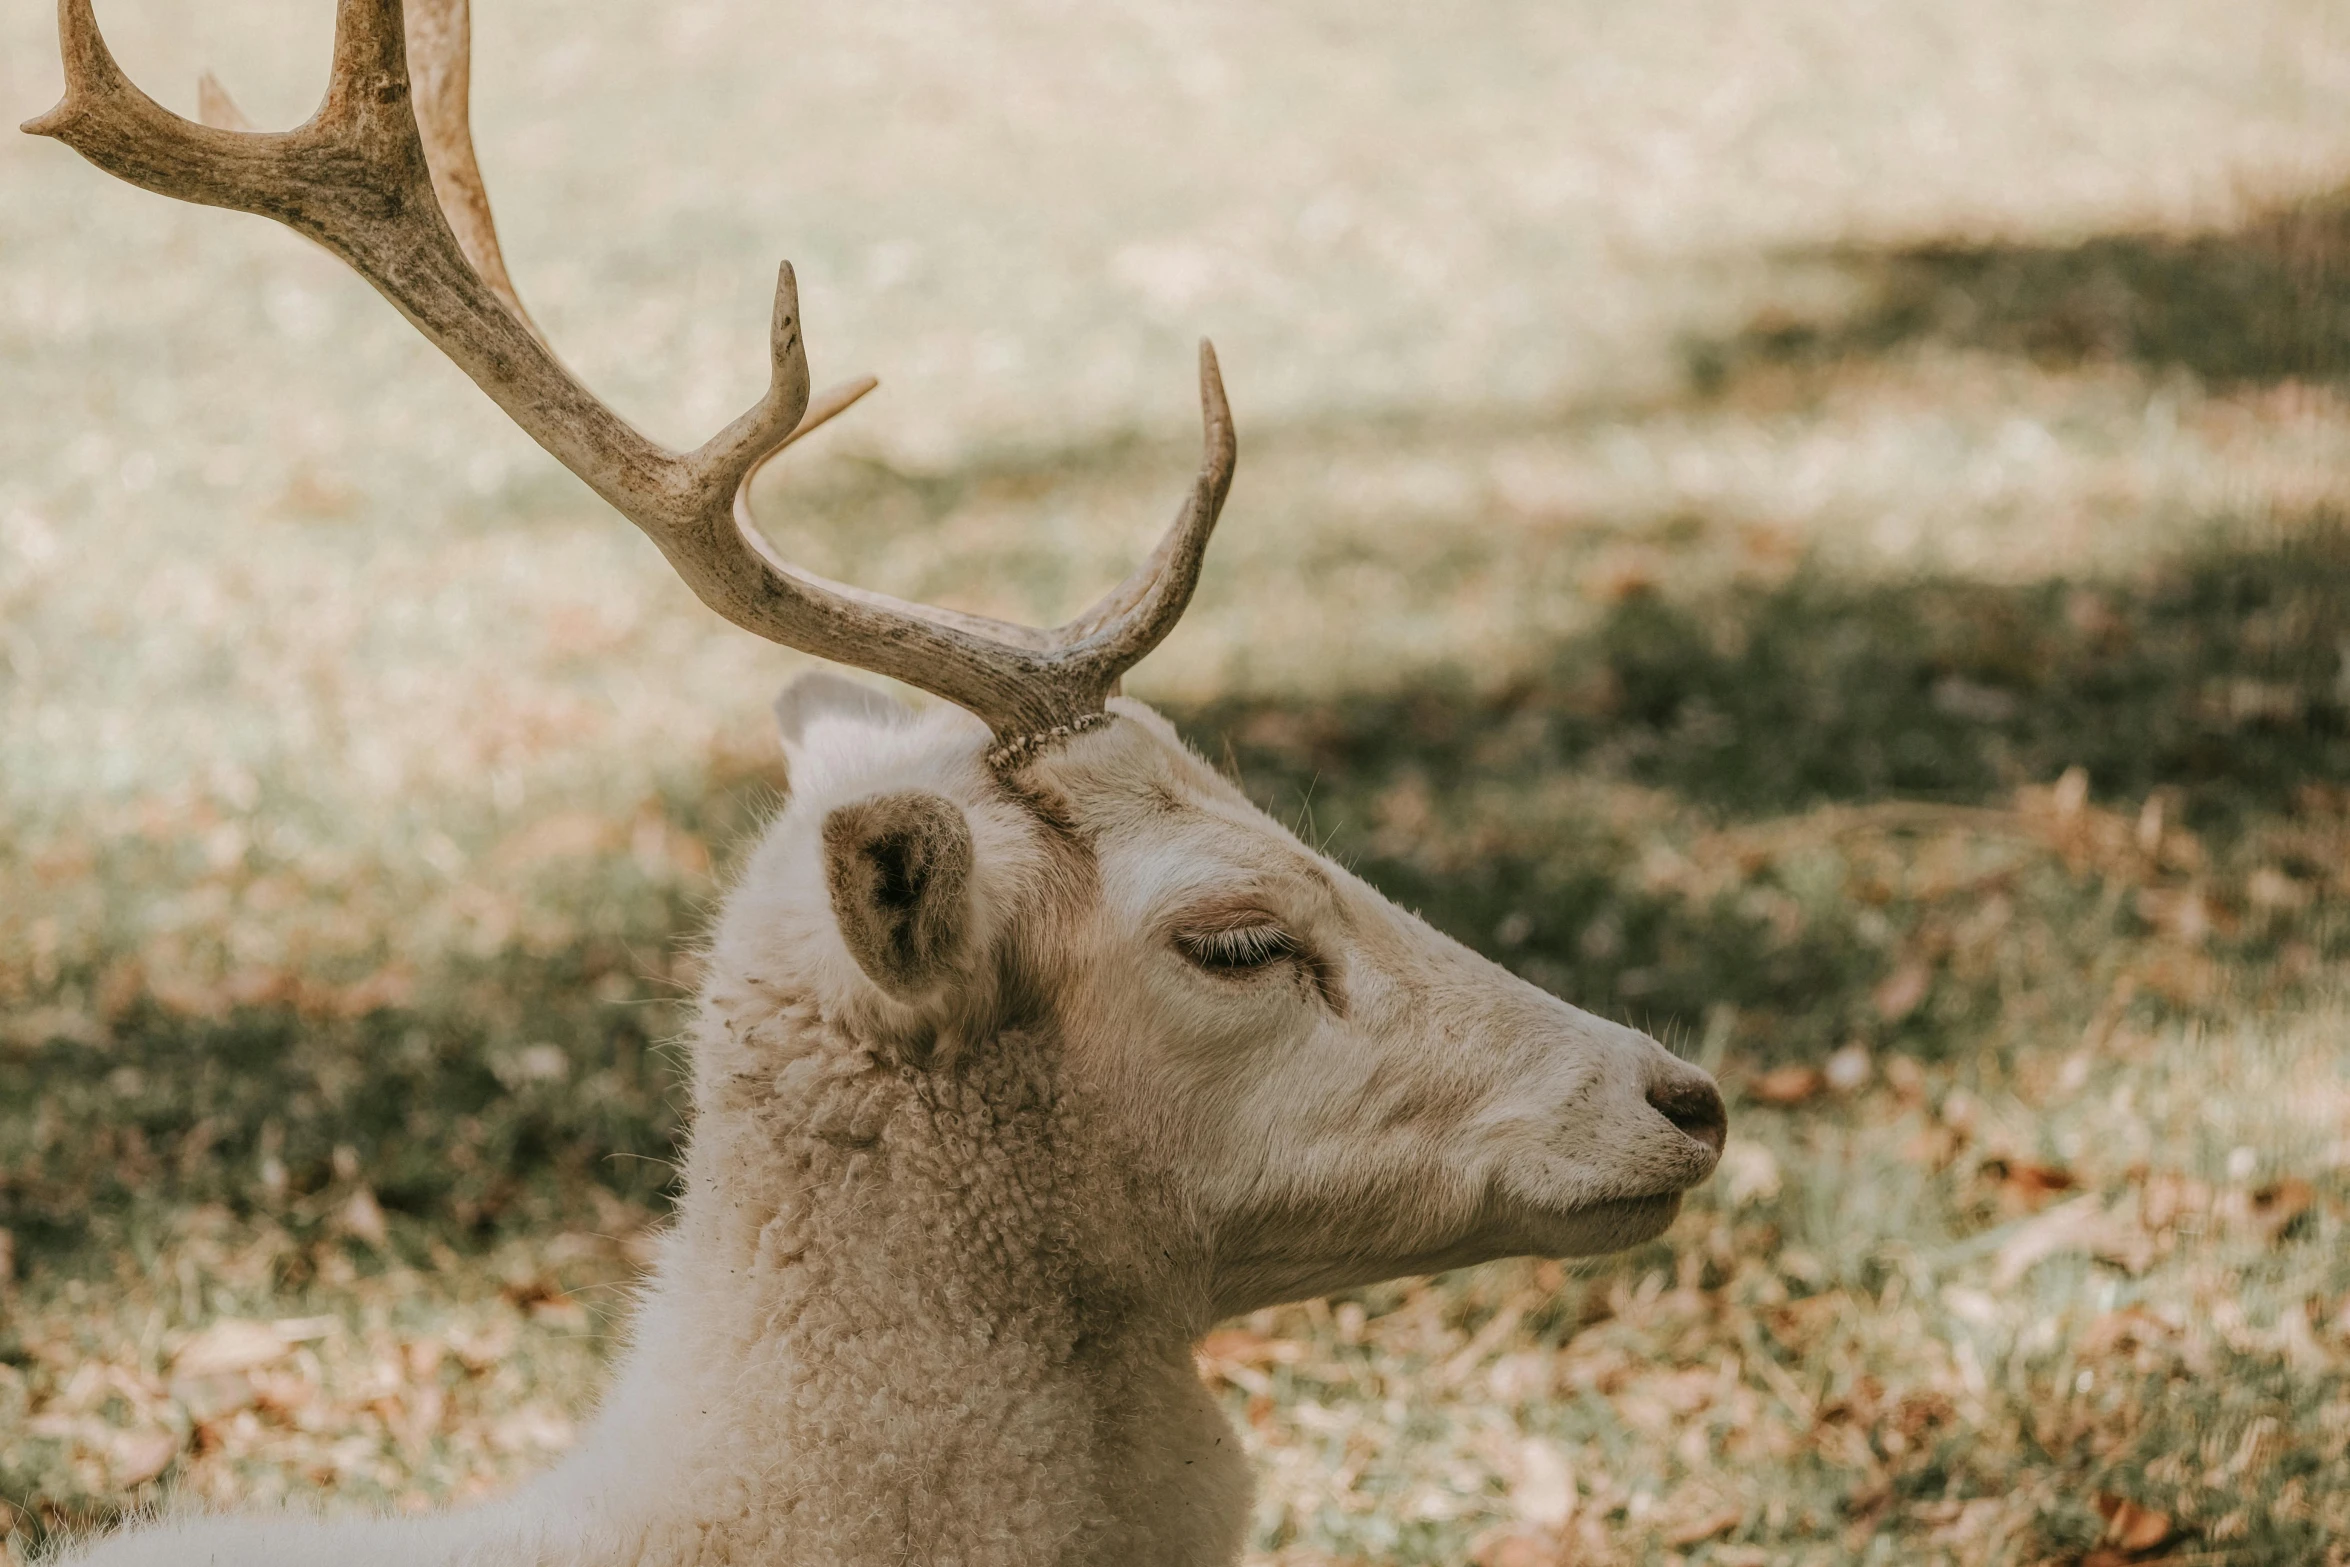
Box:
[6,1,2350,1562]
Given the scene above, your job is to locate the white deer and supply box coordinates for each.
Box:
[26,3,1728,1563]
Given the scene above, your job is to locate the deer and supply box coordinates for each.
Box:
[25,2,1728,1562]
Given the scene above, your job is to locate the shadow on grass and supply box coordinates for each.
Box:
[4,525,2345,1277]
[1690,188,2350,389]
[0,957,689,1280]
[1176,518,2348,1056]
[1188,521,2350,824]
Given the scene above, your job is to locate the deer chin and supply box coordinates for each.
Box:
[1508,1190,1687,1260]
[1389,1185,1694,1281]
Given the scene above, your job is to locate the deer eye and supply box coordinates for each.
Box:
[1176,924,1301,974]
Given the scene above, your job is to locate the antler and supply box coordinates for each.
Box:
[24,0,1236,746]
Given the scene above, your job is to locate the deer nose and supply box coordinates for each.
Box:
[1647,1071,1727,1156]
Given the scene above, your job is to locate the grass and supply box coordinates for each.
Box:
[6,529,2349,1563]
[7,0,2350,1561]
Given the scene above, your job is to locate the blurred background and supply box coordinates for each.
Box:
[4,1,2350,1561]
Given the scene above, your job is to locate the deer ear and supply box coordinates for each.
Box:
[821,791,974,998]
[774,671,913,752]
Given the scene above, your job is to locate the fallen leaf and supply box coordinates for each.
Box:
[272,1314,340,1344]
[1662,1503,1743,1546]
[2247,866,2313,912]
[2080,1306,2175,1359]
[528,1296,590,1331]
[2245,1178,2315,1244]
[2052,765,2090,823]
[173,1319,291,1377]
[108,1428,179,1486]
[1719,1140,1782,1207]
[445,1319,518,1373]
[339,1185,390,1248]
[1989,1189,2161,1282]
[1509,1438,1576,1530]
[1472,1533,1557,1567]
[1195,1328,1309,1369]
[1747,1066,1822,1106]
[1872,959,1932,1023]
[2136,1169,2213,1232]
[2135,886,2219,945]
[1991,1195,2109,1288]
[1983,1158,2079,1211]
[1941,1286,2001,1328]
[170,1369,259,1425]
[1195,1327,1309,1392]
[2095,1493,2173,1552]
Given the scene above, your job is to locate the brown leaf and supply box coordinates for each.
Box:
[339,1185,390,1248]
[1903,1122,1964,1170]
[1872,959,1932,1023]
[2052,766,2090,823]
[1195,1327,1308,1393]
[2247,865,2314,912]
[1195,1328,1308,1370]
[528,1296,590,1331]
[1662,1503,1743,1546]
[2094,1493,2173,1552]
[1748,1065,1823,1106]
[2135,1169,2213,1232]
[326,965,416,1020]
[172,1319,292,1377]
[1992,1194,2113,1287]
[108,1428,180,1487]
[1471,1532,1559,1567]
[1507,1438,1576,1530]
[2081,1306,2176,1359]
[169,1369,258,1425]
[1983,1157,2079,1212]
[2247,1178,2316,1243]
[445,1319,518,1373]
[2137,948,2221,1007]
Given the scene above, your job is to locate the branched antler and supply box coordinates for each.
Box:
[24,0,1236,745]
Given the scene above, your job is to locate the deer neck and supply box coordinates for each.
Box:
[542,984,1250,1567]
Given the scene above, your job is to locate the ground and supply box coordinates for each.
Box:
[3,1,2350,1562]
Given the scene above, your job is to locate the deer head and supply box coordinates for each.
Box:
[26,0,1723,1318]
[731,685,1726,1322]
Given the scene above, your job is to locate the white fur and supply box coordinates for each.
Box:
[57,686,1721,1567]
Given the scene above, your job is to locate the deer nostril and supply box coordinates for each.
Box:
[1647,1074,1727,1156]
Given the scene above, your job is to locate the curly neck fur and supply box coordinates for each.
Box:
[506,963,1251,1567]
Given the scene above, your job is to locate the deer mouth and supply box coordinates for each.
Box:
[1507,1189,1687,1259]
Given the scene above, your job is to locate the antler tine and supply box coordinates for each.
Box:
[26,0,1241,751]
[1048,342,1236,679]
[402,0,536,337]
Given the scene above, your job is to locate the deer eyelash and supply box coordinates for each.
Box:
[1176,924,1302,974]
